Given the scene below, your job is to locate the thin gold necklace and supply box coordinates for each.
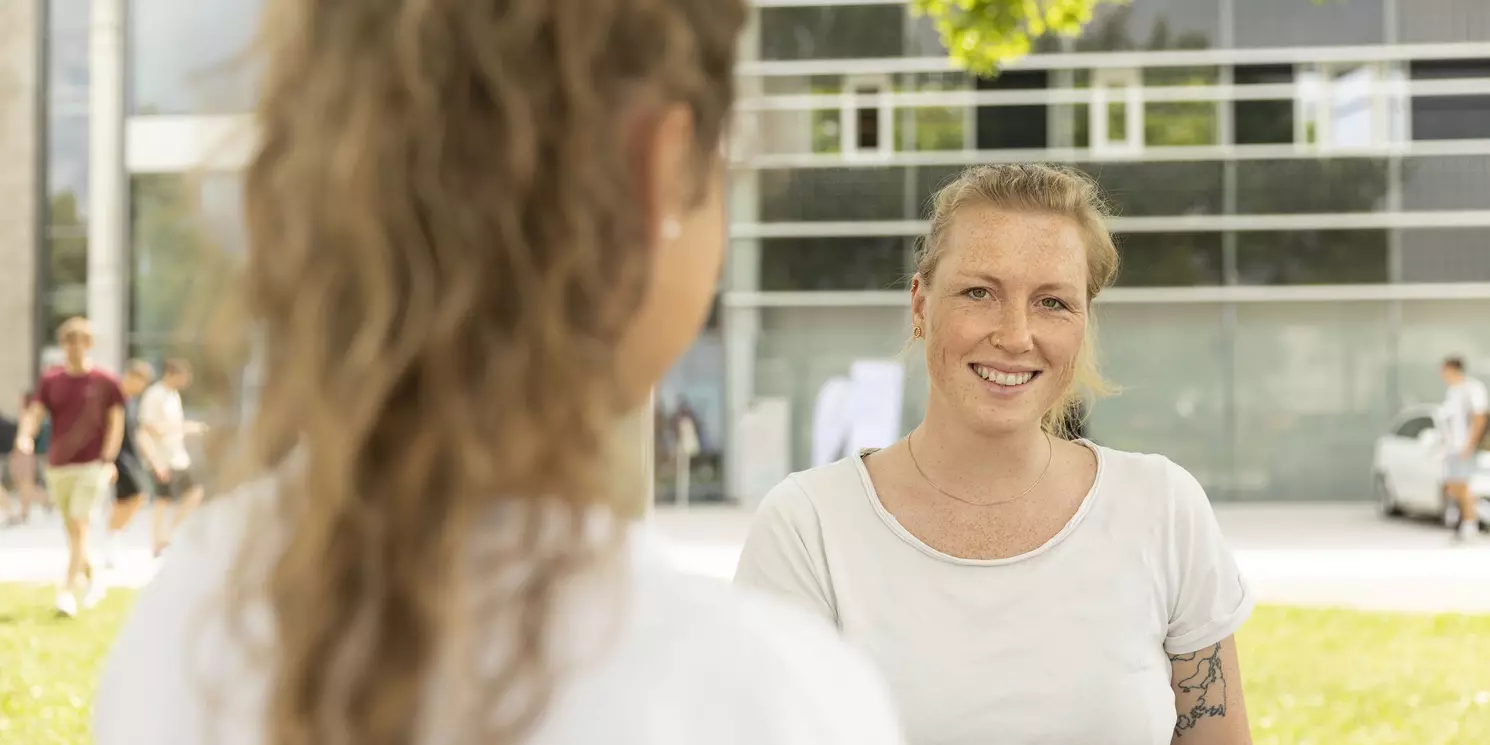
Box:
[906,430,1053,507]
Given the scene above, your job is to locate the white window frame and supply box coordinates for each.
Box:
[841,74,895,159]
[1091,67,1143,156]
[1295,61,1394,152]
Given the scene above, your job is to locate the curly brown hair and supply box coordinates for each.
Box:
[202,1,745,743]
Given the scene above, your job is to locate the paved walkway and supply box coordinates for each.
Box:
[5,502,1490,613]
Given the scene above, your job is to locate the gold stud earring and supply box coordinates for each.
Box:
[912,326,923,339]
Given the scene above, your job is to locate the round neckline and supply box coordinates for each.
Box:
[852,438,1106,567]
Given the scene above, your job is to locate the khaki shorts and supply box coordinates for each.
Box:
[45,462,110,521]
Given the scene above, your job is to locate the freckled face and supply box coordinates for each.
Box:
[912,205,1090,435]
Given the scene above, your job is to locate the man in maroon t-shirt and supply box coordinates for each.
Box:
[14,317,125,617]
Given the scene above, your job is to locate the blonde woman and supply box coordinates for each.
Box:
[737,164,1254,745]
[94,2,903,744]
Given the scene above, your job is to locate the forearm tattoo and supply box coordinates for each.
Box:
[1171,643,1227,737]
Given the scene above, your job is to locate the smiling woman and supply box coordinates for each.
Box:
[737,163,1257,745]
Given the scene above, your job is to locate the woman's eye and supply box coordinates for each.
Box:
[966,288,991,300]
[1039,297,1069,310]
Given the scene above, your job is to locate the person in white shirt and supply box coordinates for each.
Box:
[93,2,904,745]
[138,359,205,556]
[1439,356,1487,543]
[736,164,1255,745]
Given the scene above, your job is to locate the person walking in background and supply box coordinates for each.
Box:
[94,2,903,744]
[138,359,205,556]
[5,391,53,524]
[14,317,125,617]
[104,360,166,567]
[1440,356,1486,543]
[737,164,1253,745]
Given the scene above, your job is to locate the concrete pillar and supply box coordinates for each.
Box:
[0,1,42,408]
[87,0,127,373]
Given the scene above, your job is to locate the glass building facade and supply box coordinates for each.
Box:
[30,0,1490,503]
[717,0,1490,504]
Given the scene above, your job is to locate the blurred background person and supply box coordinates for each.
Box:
[737,165,1253,745]
[14,317,125,617]
[1439,356,1487,544]
[94,1,903,745]
[104,360,165,568]
[138,359,205,556]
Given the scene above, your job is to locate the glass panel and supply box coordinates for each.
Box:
[757,168,911,222]
[1114,233,1224,287]
[1235,230,1389,285]
[1412,97,1490,141]
[974,71,1049,150]
[130,174,245,340]
[1234,65,1295,146]
[1088,303,1230,494]
[1401,155,1490,211]
[1234,0,1385,48]
[755,307,916,472]
[1106,100,1129,142]
[1398,0,1490,43]
[897,74,968,152]
[758,4,905,61]
[1144,67,1220,87]
[1076,0,1221,51]
[1075,161,1224,216]
[1144,102,1217,146]
[49,0,90,107]
[1400,229,1490,283]
[130,0,263,114]
[46,108,89,341]
[1232,302,1392,501]
[1235,159,1389,214]
[1398,301,1490,408]
[758,238,911,292]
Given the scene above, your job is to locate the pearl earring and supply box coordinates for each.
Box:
[661,217,682,241]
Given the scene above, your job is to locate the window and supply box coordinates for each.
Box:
[1235,230,1389,285]
[1399,0,1490,44]
[898,74,971,152]
[1234,65,1295,145]
[130,0,262,114]
[1296,64,1392,150]
[1075,0,1221,51]
[842,77,892,157]
[975,71,1050,150]
[1236,159,1388,214]
[759,238,910,292]
[1402,155,1490,211]
[1074,161,1224,217]
[1092,69,1142,154]
[1400,229,1490,283]
[758,4,905,61]
[1234,0,1385,48]
[1113,233,1224,287]
[1410,59,1490,141]
[44,0,92,341]
[1395,417,1435,440]
[1144,67,1219,147]
[758,167,909,223]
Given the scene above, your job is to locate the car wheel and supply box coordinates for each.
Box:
[1375,473,1403,517]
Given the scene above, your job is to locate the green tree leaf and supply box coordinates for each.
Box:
[910,0,1128,77]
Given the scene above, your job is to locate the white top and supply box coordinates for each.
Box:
[138,383,190,469]
[1442,377,1490,452]
[94,489,906,745]
[734,443,1253,745]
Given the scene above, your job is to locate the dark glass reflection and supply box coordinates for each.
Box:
[1402,156,1490,211]
[1410,60,1490,141]
[1401,229,1490,283]
[1236,230,1389,285]
[1398,0,1490,43]
[1075,162,1224,217]
[1234,0,1385,48]
[759,238,911,292]
[1075,0,1220,51]
[975,71,1049,150]
[759,168,910,222]
[759,4,905,61]
[1114,233,1224,287]
[1236,160,1388,214]
[1234,65,1295,146]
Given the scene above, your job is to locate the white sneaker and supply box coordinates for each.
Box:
[55,590,78,618]
[1458,521,1480,544]
[82,574,107,610]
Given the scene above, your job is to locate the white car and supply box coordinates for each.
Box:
[1372,404,1490,527]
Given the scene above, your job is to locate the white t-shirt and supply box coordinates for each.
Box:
[1442,377,1490,452]
[94,490,905,745]
[734,443,1253,745]
[138,383,190,470]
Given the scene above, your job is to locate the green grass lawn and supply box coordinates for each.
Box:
[1,584,1489,743]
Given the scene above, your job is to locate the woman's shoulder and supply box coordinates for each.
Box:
[755,456,873,523]
[1087,443,1211,508]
